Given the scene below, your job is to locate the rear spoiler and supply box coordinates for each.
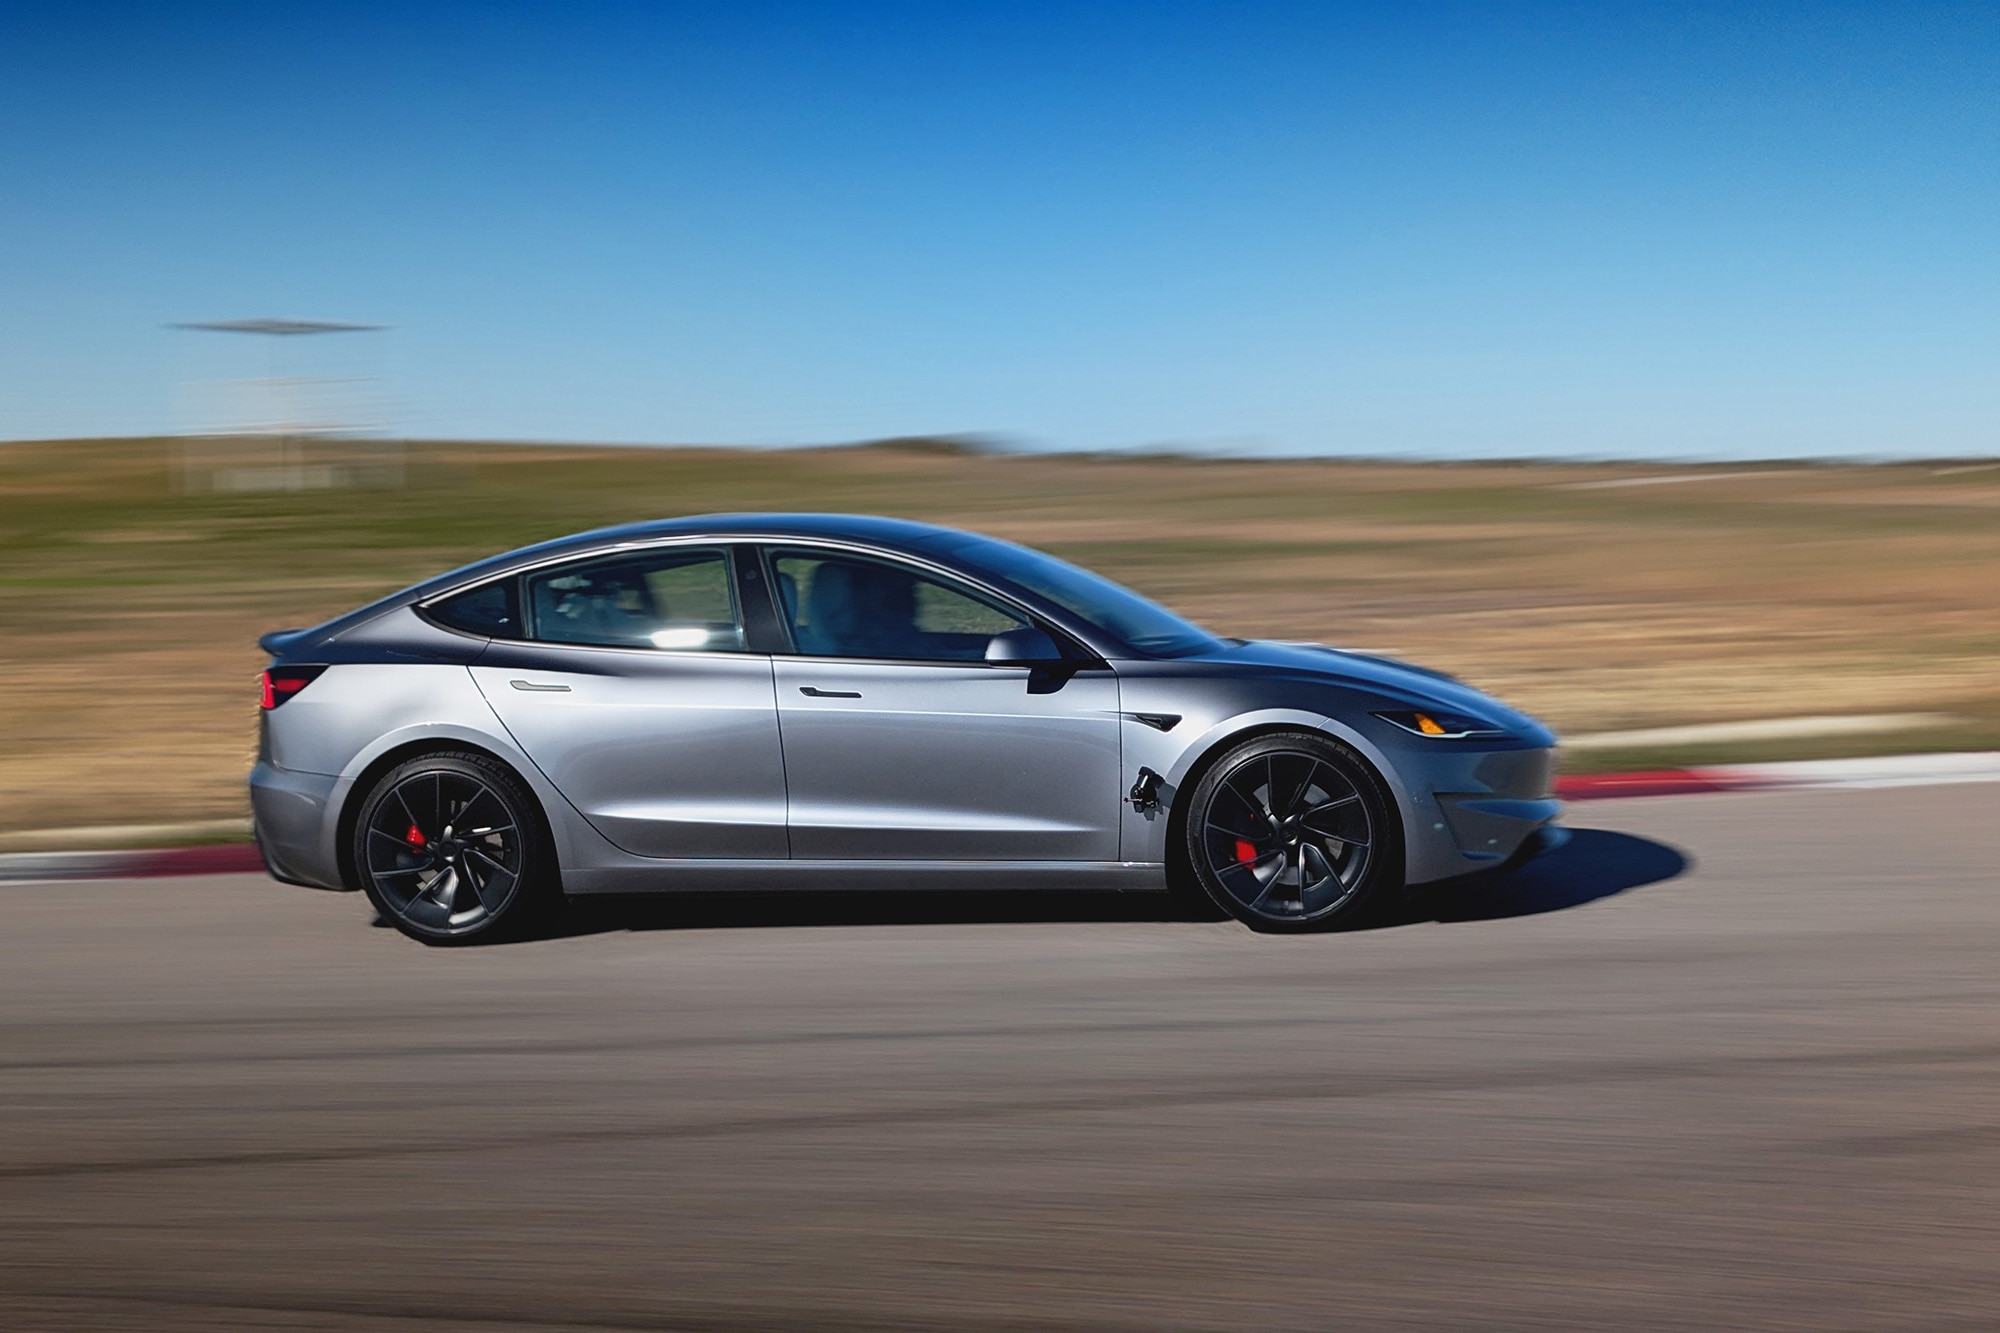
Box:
[258,627,312,656]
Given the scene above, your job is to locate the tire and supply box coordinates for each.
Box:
[1181,731,1400,933]
[352,751,553,945]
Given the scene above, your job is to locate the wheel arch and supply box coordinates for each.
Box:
[1161,717,1412,891]
[333,738,560,895]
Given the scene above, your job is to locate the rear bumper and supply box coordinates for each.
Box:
[248,761,345,889]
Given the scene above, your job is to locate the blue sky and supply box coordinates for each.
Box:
[2,1,1994,457]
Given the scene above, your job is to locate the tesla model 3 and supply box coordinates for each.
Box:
[250,515,1560,941]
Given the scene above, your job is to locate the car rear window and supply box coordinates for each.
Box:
[525,549,746,651]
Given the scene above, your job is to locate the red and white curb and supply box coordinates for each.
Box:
[1555,749,2000,800]
[0,843,267,884]
[2,750,1996,884]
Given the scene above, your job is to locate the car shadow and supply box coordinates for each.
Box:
[546,884,1191,937]
[508,826,1686,940]
[1378,827,1690,928]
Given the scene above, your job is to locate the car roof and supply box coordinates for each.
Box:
[567,512,969,551]
[430,513,980,596]
[454,513,976,584]
[287,514,1015,651]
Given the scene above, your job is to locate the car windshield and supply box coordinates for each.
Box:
[942,535,1225,658]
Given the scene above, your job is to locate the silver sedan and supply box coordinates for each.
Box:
[250,514,1560,941]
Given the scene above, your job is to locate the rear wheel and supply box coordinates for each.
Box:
[353,752,551,944]
[1183,732,1399,933]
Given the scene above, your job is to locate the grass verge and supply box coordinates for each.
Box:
[2,436,1997,840]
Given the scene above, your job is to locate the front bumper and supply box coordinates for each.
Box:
[1435,791,1564,864]
[1398,743,1561,884]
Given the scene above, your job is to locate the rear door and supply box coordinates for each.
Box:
[469,544,788,859]
[764,547,1122,861]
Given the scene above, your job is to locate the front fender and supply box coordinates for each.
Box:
[1121,705,1423,872]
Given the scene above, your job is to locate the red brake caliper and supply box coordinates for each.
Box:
[1234,839,1258,866]
[406,823,427,848]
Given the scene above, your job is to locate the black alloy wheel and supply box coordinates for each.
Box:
[354,752,549,944]
[1184,732,1398,932]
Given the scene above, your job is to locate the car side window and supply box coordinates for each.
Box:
[526,549,747,651]
[425,579,522,638]
[769,551,1026,661]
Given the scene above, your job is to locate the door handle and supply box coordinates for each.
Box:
[799,686,862,698]
[510,680,571,692]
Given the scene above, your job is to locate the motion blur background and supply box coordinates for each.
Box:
[6,8,2000,1332]
[2,2,1996,845]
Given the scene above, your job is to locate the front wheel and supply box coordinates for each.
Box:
[353,752,551,944]
[1183,732,1400,933]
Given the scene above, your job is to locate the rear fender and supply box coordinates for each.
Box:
[325,712,623,890]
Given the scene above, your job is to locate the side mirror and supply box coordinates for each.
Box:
[985,626,1063,665]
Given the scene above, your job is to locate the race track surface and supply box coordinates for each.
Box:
[3,784,1997,1331]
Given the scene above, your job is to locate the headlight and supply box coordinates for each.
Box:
[1372,709,1508,739]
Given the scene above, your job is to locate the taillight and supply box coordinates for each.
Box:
[259,666,326,709]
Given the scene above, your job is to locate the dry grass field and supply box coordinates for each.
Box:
[2,436,1997,842]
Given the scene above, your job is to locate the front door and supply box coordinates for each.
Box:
[765,548,1122,861]
[470,545,787,859]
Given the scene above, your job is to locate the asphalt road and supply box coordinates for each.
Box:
[3,784,1998,1332]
